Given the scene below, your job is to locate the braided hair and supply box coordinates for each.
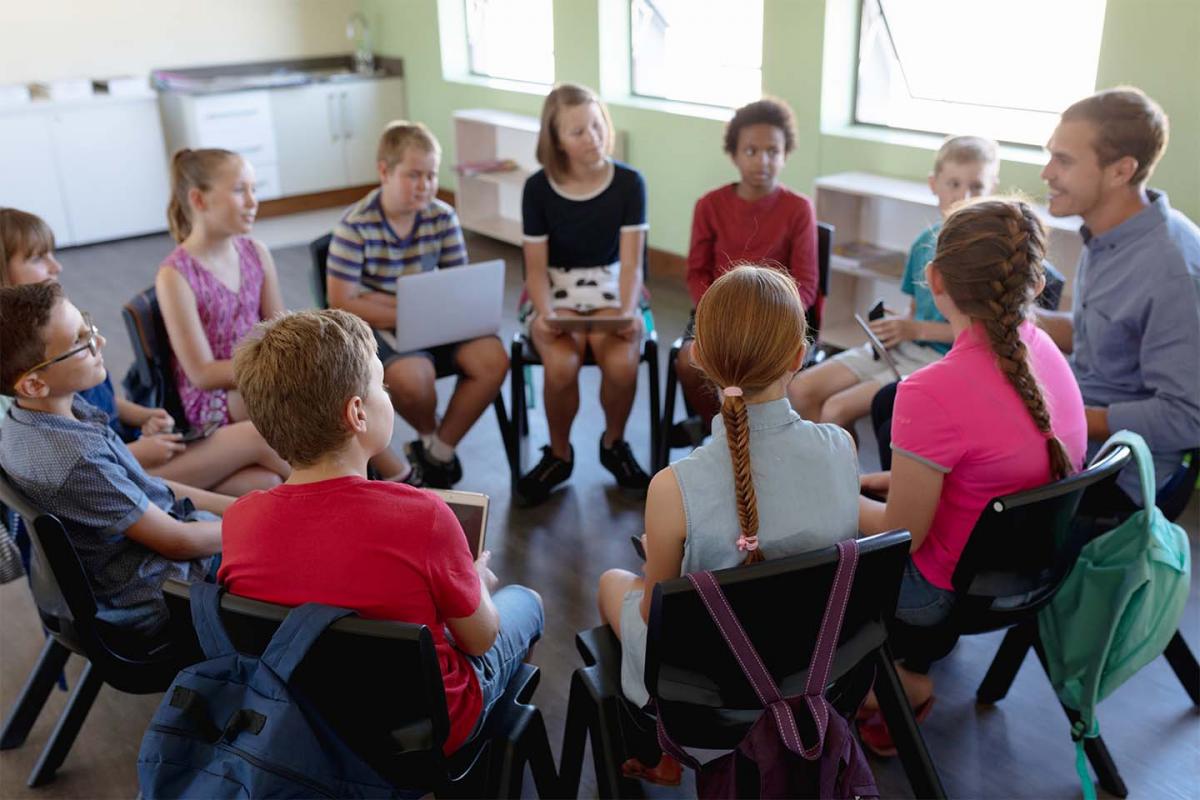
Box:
[692,265,808,565]
[933,199,1074,481]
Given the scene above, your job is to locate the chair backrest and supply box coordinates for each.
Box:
[161,579,453,777]
[807,221,834,335]
[950,444,1133,604]
[121,286,186,424]
[310,233,332,309]
[645,530,909,712]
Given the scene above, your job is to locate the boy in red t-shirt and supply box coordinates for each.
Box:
[219,309,542,754]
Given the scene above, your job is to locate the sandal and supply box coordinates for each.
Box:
[621,754,683,786]
[857,695,935,758]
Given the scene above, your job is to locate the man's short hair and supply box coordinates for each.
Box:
[933,135,999,175]
[0,281,62,396]
[377,120,441,171]
[1062,87,1169,186]
[233,309,378,467]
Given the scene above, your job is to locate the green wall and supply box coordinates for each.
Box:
[363,0,1200,256]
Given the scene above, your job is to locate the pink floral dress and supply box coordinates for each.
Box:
[162,237,265,428]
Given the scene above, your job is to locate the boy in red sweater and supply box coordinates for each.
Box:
[674,98,818,442]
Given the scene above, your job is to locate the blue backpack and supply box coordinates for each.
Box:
[137,583,399,798]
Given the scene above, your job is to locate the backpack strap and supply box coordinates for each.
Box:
[1093,430,1157,509]
[803,539,859,699]
[259,603,355,684]
[190,582,237,660]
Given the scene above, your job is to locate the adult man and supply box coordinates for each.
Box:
[1039,87,1200,512]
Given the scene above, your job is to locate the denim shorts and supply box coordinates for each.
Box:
[464,585,544,740]
[894,557,956,627]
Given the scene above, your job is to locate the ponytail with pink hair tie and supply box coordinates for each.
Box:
[736,534,759,552]
[723,386,743,398]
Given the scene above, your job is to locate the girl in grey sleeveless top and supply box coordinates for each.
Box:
[596,266,860,719]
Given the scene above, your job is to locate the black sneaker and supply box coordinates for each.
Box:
[515,445,574,507]
[599,436,651,491]
[668,415,708,449]
[406,440,463,489]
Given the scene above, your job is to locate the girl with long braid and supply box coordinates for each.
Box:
[857,198,1087,755]
[597,265,860,783]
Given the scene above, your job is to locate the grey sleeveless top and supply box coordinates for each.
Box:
[619,397,860,706]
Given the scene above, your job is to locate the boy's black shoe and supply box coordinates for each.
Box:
[515,445,574,507]
[668,415,708,449]
[599,435,651,491]
[406,440,462,489]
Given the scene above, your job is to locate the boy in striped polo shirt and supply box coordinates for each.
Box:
[326,121,509,488]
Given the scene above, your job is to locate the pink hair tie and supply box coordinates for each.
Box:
[723,386,743,398]
[736,535,759,552]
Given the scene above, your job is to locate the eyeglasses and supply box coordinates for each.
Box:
[14,313,100,388]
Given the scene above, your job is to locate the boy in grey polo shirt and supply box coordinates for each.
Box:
[0,283,229,634]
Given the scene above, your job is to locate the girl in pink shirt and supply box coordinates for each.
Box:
[856,198,1086,753]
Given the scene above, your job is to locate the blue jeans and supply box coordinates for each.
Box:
[465,585,544,740]
[894,558,956,627]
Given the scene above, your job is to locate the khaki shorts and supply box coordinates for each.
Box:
[833,341,944,383]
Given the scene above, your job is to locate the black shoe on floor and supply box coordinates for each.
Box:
[668,415,707,449]
[406,440,463,489]
[515,445,574,507]
[600,435,651,491]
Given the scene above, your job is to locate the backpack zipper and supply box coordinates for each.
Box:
[147,724,339,798]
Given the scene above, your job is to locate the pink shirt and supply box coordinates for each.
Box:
[891,321,1087,590]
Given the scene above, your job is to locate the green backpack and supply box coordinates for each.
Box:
[1038,430,1191,800]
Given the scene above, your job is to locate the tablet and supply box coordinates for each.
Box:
[854,314,903,382]
[427,489,489,559]
[546,315,634,333]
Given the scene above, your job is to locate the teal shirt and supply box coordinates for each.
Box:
[900,224,950,355]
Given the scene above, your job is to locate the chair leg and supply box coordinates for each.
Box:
[592,692,642,799]
[644,341,660,473]
[976,621,1036,704]
[658,354,678,473]
[27,660,102,787]
[514,707,558,800]
[872,645,947,800]
[559,670,593,799]
[0,638,71,750]
[510,343,528,484]
[1164,630,1200,706]
[491,395,518,486]
[1032,637,1128,798]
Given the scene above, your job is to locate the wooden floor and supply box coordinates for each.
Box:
[1,231,1197,798]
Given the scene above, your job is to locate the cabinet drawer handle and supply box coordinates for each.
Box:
[203,108,259,121]
[327,94,339,142]
[340,91,351,139]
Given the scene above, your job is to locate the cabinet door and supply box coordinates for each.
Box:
[52,100,170,244]
[340,78,407,185]
[0,112,73,245]
[270,84,346,196]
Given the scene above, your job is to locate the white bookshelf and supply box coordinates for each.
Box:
[453,109,541,246]
[814,171,1083,349]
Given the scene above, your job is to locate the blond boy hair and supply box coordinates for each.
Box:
[933,135,999,175]
[234,309,377,467]
[377,120,441,171]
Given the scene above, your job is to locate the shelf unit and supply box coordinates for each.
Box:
[814,171,1083,350]
[452,109,541,247]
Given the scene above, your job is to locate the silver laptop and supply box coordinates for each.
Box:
[389,260,505,352]
[854,314,903,382]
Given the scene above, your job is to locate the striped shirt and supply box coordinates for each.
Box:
[328,189,468,294]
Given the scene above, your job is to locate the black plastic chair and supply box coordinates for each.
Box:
[161,579,558,798]
[310,234,518,482]
[559,530,946,799]
[511,247,661,489]
[656,222,832,471]
[121,286,188,427]
[0,471,179,787]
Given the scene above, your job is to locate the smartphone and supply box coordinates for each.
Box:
[630,535,646,561]
[427,489,490,559]
[179,421,219,443]
[867,300,887,360]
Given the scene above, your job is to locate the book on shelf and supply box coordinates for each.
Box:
[832,241,906,278]
[455,158,519,177]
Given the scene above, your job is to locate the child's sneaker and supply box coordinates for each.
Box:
[515,445,574,507]
[599,435,651,491]
[406,440,462,489]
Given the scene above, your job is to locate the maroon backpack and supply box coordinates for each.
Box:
[656,540,879,799]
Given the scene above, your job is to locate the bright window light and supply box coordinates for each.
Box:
[630,0,763,109]
[465,0,555,84]
[855,0,1107,145]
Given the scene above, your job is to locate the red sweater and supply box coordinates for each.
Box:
[686,183,818,308]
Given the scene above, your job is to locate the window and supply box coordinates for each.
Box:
[854,0,1107,145]
[629,0,763,108]
[465,0,554,84]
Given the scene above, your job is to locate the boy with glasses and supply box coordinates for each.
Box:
[0,282,229,635]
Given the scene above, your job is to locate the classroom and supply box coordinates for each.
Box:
[0,0,1196,797]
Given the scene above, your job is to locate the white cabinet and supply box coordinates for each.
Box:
[270,77,406,196]
[0,97,169,247]
[452,109,542,246]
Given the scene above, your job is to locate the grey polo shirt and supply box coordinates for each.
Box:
[0,396,213,634]
[1071,190,1200,503]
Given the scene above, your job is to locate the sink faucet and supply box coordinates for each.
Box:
[347,12,374,75]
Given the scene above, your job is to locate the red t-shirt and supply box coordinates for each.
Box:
[686,183,818,308]
[218,477,483,753]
